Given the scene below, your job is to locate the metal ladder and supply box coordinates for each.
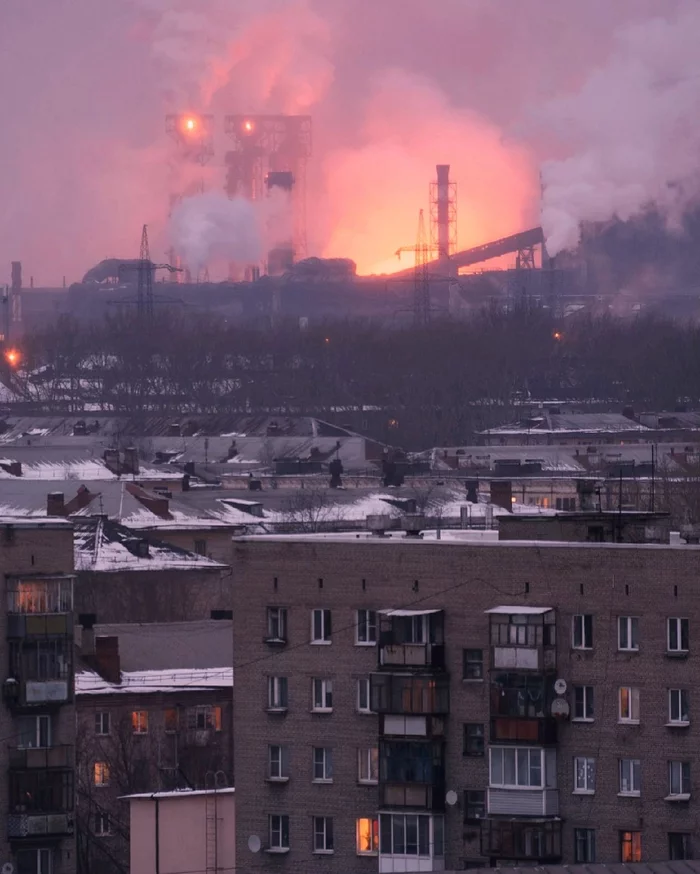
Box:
[205,770,228,874]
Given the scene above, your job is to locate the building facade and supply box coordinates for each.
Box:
[0,518,76,874]
[232,529,700,872]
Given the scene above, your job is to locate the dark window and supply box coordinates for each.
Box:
[573,685,594,720]
[464,790,485,823]
[463,724,485,757]
[462,649,483,680]
[668,618,689,652]
[572,614,593,648]
[669,833,693,860]
[574,829,596,863]
[194,539,207,556]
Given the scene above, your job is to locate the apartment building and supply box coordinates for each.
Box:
[232,518,700,872]
[0,518,76,874]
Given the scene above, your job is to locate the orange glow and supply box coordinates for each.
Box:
[243,120,254,133]
[553,332,563,341]
[185,118,196,131]
[5,348,19,367]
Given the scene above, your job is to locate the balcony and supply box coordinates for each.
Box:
[9,768,74,839]
[371,674,449,716]
[490,673,558,744]
[487,787,559,816]
[7,578,74,639]
[4,679,70,709]
[9,746,74,770]
[380,740,445,811]
[378,610,445,672]
[480,817,562,862]
[380,644,445,670]
[491,717,557,744]
[380,782,446,811]
[8,813,74,839]
[380,714,446,738]
[486,607,556,672]
[7,613,73,639]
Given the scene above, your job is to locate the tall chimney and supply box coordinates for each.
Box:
[436,165,451,262]
[94,636,121,684]
[79,614,97,656]
[46,492,65,517]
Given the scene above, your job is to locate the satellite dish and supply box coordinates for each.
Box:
[248,835,261,854]
[554,678,567,696]
[551,698,570,717]
[3,862,15,874]
[445,790,458,806]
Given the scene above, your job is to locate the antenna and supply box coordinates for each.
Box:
[137,224,154,319]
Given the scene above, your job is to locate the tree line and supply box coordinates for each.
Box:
[9,305,700,449]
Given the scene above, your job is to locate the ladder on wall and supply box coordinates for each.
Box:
[205,770,228,874]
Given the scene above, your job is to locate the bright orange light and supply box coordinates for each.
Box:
[5,349,19,366]
[243,120,254,133]
[185,117,196,131]
[553,331,563,341]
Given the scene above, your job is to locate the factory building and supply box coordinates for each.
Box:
[232,516,700,871]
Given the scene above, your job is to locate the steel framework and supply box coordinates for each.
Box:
[165,114,215,166]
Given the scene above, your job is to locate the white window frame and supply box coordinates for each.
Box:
[268,814,290,851]
[357,678,372,713]
[313,747,333,782]
[572,685,594,721]
[356,609,377,645]
[619,758,641,796]
[313,816,334,854]
[267,607,288,641]
[618,686,640,723]
[668,689,690,725]
[667,617,689,653]
[358,747,379,784]
[94,711,110,736]
[668,761,691,799]
[573,757,596,794]
[312,678,333,712]
[356,817,379,855]
[618,616,639,651]
[267,676,288,711]
[268,745,289,781]
[378,813,444,858]
[18,714,51,749]
[311,609,331,645]
[132,710,148,735]
[572,614,593,649]
[489,747,544,789]
[95,811,112,836]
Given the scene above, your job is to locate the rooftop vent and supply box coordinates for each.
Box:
[401,514,426,537]
[367,514,392,536]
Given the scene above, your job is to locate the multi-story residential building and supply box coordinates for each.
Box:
[232,515,700,872]
[0,517,76,874]
[74,619,234,874]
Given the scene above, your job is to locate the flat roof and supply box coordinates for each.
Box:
[122,788,235,800]
[485,605,552,614]
[0,517,72,529]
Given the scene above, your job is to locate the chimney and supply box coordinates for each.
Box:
[123,447,140,475]
[11,262,22,292]
[64,485,96,515]
[435,165,451,263]
[490,480,513,511]
[79,613,97,656]
[94,636,121,684]
[46,492,65,517]
[0,461,22,477]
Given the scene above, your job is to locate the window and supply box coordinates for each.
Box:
[314,816,334,853]
[668,617,689,653]
[94,812,111,836]
[357,678,372,713]
[574,757,596,793]
[16,849,53,874]
[463,724,485,757]
[164,708,179,733]
[379,813,444,858]
[619,758,641,795]
[356,817,379,854]
[358,747,379,783]
[190,704,222,731]
[356,609,377,644]
[620,830,642,862]
[131,711,148,734]
[573,685,594,721]
[463,790,485,823]
[618,616,639,651]
[17,715,51,749]
[268,814,289,851]
[313,747,333,782]
[9,578,73,613]
[268,676,288,710]
[267,607,288,641]
[572,614,593,649]
[462,648,483,680]
[618,686,640,722]
[489,747,543,788]
[669,689,690,724]
[94,712,110,737]
[94,762,110,787]
[268,745,289,781]
[575,828,596,863]
[194,538,207,556]
[311,608,331,644]
[668,761,691,797]
[669,833,693,860]
[312,678,333,711]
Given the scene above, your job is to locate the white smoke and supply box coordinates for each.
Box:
[169,191,263,269]
[540,3,700,255]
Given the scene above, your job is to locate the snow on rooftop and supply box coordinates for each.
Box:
[76,667,233,695]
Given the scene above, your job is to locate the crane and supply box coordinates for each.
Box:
[395,209,439,326]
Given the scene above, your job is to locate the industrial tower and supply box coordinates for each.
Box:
[429,164,457,274]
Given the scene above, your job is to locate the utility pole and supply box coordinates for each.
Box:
[137,225,154,319]
[395,209,435,327]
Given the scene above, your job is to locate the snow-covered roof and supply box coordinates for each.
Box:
[76,667,233,695]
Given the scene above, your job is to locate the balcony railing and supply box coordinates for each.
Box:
[487,787,559,817]
[3,679,71,708]
[380,782,446,811]
[491,717,558,745]
[7,613,73,639]
[380,643,445,670]
[371,674,450,716]
[8,812,74,839]
[9,746,74,770]
[480,817,562,861]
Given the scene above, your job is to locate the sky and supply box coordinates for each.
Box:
[0,0,694,284]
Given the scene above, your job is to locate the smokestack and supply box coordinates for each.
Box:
[436,165,450,262]
[11,262,21,291]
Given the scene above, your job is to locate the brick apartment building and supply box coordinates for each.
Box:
[0,518,77,874]
[232,517,700,872]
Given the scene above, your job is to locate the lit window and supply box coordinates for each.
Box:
[94,712,110,736]
[574,757,596,793]
[618,686,640,723]
[311,609,331,644]
[669,689,690,725]
[619,758,641,795]
[668,761,691,797]
[94,762,110,786]
[620,830,642,862]
[164,708,179,733]
[618,616,639,651]
[573,685,594,720]
[356,610,377,644]
[572,614,593,649]
[312,678,333,712]
[668,617,689,653]
[132,711,148,734]
[356,817,379,854]
[313,747,333,782]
